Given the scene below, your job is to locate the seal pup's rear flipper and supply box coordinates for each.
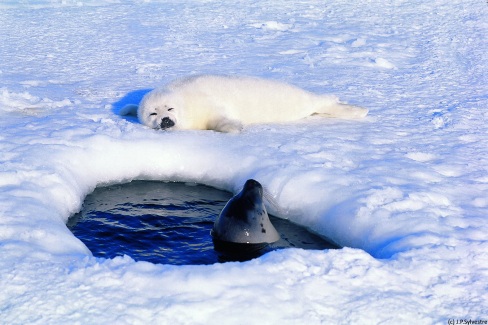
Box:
[119,104,139,116]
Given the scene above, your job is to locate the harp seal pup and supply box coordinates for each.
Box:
[211,179,280,245]
[121,75,368,133]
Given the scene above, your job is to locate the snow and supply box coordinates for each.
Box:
[1,0,487,323]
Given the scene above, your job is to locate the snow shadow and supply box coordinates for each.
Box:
[112,88,152,123]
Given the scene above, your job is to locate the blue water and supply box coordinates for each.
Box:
[67,181,338,264]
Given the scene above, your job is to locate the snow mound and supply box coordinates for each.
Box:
[0,88,73,114]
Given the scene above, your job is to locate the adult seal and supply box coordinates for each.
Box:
[211,179,280,251]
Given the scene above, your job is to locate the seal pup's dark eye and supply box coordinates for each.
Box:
[167,107,174,111]
[149,113,157,116]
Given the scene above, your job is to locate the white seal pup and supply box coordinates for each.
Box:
[121,75,368,133]
[211,179,280,246]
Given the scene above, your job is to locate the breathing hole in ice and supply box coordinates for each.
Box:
[67,181,338,265]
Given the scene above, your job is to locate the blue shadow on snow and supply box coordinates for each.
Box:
[112,88,152,124]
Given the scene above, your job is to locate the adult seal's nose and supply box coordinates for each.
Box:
[161,117,175,129]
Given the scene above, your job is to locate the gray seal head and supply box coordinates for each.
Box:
[211,179,280,245]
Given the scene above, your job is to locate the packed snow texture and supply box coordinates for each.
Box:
[1,0,487,324]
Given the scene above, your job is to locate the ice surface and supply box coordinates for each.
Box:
[1,0,487,323]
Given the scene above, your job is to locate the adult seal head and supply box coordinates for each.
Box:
[211,179,280,249]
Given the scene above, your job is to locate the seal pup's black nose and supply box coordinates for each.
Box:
[161,117,175,129]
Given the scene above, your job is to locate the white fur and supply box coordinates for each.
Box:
[124,75,368,133]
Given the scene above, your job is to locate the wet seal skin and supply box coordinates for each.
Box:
[211,179,280,260]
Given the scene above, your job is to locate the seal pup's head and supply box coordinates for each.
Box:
[211,179,280,247]
[138,90,182,130]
